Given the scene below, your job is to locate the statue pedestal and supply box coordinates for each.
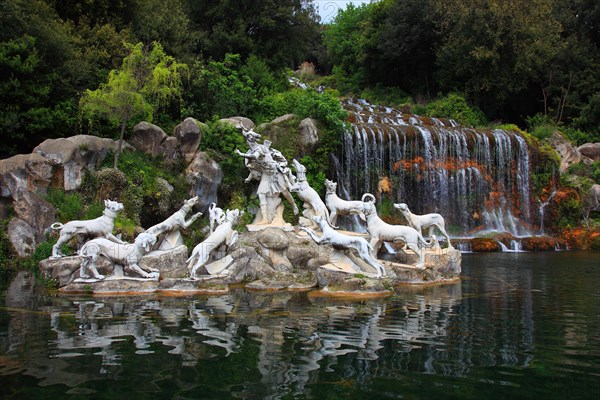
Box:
[246,223,294,232]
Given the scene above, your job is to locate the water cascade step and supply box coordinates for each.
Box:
[339,98,534,237]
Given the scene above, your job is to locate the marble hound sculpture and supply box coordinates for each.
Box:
[51,199,124,258]
[393,203,452,248]
[324,179,365,228]
[359,195,432,269]
[79,232,158,280]
[301,215,385,277]
[187,209,243,279]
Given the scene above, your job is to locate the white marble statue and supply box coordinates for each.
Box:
[146,196,202,236]
[79,232,159,280]
[291,159,330,227]
[187,209,244,279]
[359,194,431,268]
[235,128,298,225]
[50,199,125,258]
[301,215,385,277]
[394,203,453,248]
[324,179,365,228]
[208,202,225,234]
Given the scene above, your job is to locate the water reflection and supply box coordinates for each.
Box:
[1,251,599,399]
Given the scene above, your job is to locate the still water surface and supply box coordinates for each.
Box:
[1,251,599,399]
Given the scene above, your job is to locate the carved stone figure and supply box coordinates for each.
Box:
[208,202,225,234]
[394,203,453,248]
[291,159,330,227]
[146,196,202,236]
[187,209,244,279]
[324,179,365,228]
[79,232,159,280]
[235,128,298,225]
[301,215,385,277]
[358,195,431,268]
[50,199,124,258]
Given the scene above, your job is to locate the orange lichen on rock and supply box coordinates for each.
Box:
[378,176,392,194]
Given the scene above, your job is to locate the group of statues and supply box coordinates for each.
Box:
[48,126,453,282]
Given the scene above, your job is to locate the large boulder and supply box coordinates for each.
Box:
[298,118,319,147]
[130,122,168,157]
[186,151,223,211]
[158,136,181,166]
[549,131,582,173]
[139,245,188,279]
[33,135,122,191]
[13,188,56,244]
[7,218,36,257]
[0,153,54,198]
[578,143,600,161]
[174,117,204,163]
[219,116,255,130]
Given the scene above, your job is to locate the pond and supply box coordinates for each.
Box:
[1,251,599,400]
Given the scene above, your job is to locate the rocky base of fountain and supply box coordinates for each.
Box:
[40,228,461,296]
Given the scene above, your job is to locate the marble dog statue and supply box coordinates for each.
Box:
[208,202,225,234]
[146,196,202,236]
[359,195,431,268]
[324,179,365,228]
[187,209,243,279]
[50,199,124,258]
[301,215,385,277]
[394,203,452,248]
[291,159,330,227]
[79,232,158,280]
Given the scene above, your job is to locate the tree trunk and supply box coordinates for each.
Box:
[113,112,129,169]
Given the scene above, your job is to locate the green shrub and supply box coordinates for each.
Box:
[591,236,600,251]
[45,189,84,222]
[359,84,412,109]
[0,219,11,266]
[562,126,600,147]
[424,93,487,127]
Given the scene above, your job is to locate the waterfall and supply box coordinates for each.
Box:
[538,191,557,235]
[341,98,534,236]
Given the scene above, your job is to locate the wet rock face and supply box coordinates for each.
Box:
[471,238,501,252]
[521,237,560,251]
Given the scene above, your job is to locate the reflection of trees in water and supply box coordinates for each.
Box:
[1,267,542,398]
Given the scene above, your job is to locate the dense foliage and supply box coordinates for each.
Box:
[322,0,599,141]
[1,0,598,157]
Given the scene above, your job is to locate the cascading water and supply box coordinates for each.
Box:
[538,191,557,235]
[341,98,534,236]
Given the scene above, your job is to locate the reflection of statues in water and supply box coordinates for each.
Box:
[236,128,298,224]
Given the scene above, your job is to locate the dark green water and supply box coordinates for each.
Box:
[1,251,599,400]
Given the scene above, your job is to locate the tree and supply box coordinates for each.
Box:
[322,3,371,91]
[362,0,437,95]
[186,0,320,69]
[433,0,561,120]
[80,42,187,168]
